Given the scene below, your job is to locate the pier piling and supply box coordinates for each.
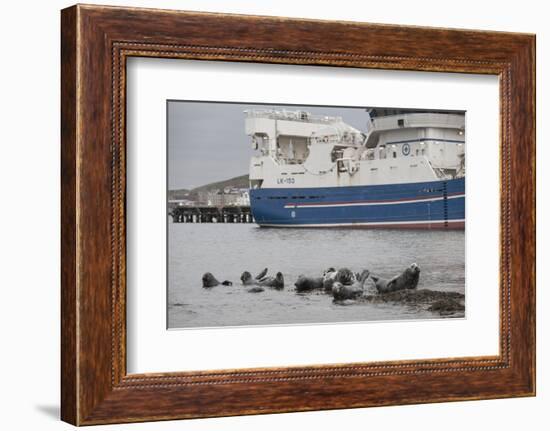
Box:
[169,205,254,224]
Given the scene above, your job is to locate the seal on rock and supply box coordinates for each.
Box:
[322,267,337,292]
[294,275,324,292]
[371,263,420,294]
[332,270,370,301]
[202,272,232,288]
[334,268,357,285]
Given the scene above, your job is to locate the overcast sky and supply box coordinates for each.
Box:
[167,101,373,190]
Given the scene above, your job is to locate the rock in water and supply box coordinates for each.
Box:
[364,289,465,316]
[247,286,265,293]
[428,298,465,315]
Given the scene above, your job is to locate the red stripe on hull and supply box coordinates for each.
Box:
[289,191,465,207]
[259,221,465,230]
[345,221,466,230]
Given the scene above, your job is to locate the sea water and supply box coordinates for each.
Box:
[168,223,465,329]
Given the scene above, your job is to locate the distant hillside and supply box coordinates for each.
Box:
[191,174,249,193]
[169,174,249,201]
[167,188,190,200]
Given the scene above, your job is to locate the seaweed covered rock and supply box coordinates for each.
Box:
[428,298,465,316]
[363,289,465,316]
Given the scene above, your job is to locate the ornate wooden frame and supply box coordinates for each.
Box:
[61,4,535,425]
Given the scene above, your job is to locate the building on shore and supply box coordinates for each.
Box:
[207,188,250,207]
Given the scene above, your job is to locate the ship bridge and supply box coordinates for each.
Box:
[362,112,465,175]
[365,112,465,148]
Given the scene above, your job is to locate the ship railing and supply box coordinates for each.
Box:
[310,135,340,144]
[335,157,357,163]
[244,109,341,124]
[273,157,305,166]
[310,135,363,147]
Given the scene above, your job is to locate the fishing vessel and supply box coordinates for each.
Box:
[246,108,465,229]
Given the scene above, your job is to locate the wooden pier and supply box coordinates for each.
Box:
[169,205,254,223]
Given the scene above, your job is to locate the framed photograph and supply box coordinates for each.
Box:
[166,101,466,331]
[61,4,535,425]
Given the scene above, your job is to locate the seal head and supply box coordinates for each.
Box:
[202,272,219,288]
[240,271,254,285]
[202,272,232,288]
[334,268,356,285]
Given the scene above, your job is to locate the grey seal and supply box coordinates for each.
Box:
[201,272,232,288]
[322,267,337,292]
[332,270,370,301]
[240,270,262,286]
[334,268,357,285]
[255,267,268,280]
[240,271,266,293]
[294,275,324,292]
[241,270,285,290]
[371,263,420,294]
[259,271,284,290]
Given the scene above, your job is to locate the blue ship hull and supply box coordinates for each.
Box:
[250,178,465,229]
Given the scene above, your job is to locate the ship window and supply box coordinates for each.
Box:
[397,119,404,127]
